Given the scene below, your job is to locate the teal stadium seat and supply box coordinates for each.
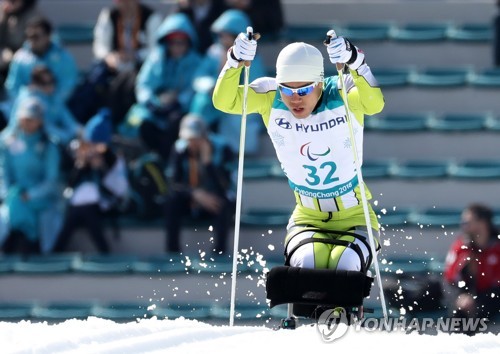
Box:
[365,113,429,132]
[56,23,94,44]
[362,160,394,178]
[409,67,472,87]
[389,22,449,41]
[447,23,493,42]
[153,303,212,320]
[0,255,21,273]
[0,302,34,321]
[389,160,450,179]
[241,208,292,227]
[132,254,192,274]
[338,22,392,41]
[92,302,151,321]
[283,24,333,42]
[371,68,412,87]
[409,207,462,227]
[31,302,95,321]
[243,158,281,179]
[427,113,488,132]
[210,303,270,321]
[470,68,500,87]
[485,116,500,131]
[377,207,413,227]
[12,253,79,273]
[380,256,431,275]
[191,255,234,274]
[448,160,500,179]
[75,254,138,274]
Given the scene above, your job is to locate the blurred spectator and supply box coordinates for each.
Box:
[68,0,163,126]
[120,13,201,163]
[225,0,284,39]
[0,96,63,254]
[443,203,500,334]
[165,114,234,253]
[172,0,228,54]
[7,65,81,146]
[53,108,129,254]
[0,0,39,90]
[190,9,266,155]
[4,15,78,104]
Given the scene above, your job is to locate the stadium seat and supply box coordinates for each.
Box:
[11,253,79,273]
[92,302,151,321]
[210,303,269,321]
[409,207,462,227]
[389,160,450,179]
[409,67,472,87]
[153,303,212,320]
[282,24,333,42]
[241,208,292,227]
[448,160,500,179]
[0,255,21,273]
[447,23,493,42]
[0,302,34,321]
[427,113,488,131]
[56,23,94,44]
[31,302,95,321]
[365,113,429,132]
[469,68,500,87]
[191,255,234,274]
[242,159,280,179]
[338,22,392,41]
[371,68,412,87]
[132,254,191,274]
[377,207,413,227]
[362,160,394,178]
[75,254,139,274]
[380,256,431,275]
[389,22,449,41]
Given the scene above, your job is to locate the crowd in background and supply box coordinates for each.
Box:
[0,0,285,256]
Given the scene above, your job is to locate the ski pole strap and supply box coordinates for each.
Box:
[285,237,368,274]
[284,227,373,273]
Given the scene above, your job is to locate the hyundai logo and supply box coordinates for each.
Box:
[276,118,292,129]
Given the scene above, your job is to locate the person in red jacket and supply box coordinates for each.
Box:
[443,203,500,333]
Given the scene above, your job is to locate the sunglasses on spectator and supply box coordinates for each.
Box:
[278,82,318,97]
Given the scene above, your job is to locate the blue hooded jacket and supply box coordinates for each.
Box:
[5,40,78,104]
[0,99,63,252]
[131,13,201,123]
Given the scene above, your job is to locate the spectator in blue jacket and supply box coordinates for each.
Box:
[120,12,202,162]
[8,65,81,146]
[0,96,63,254]
[4,15,78,104]
[189,9,266,155]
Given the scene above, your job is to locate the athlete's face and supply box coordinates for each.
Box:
[278,81,323,119]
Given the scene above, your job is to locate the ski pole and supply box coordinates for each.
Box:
[325,30,388,323]
[229,26,254,327]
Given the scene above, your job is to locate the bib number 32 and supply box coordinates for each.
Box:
[303,162,339,186]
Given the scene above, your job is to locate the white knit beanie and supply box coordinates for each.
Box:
[276,42,324,83]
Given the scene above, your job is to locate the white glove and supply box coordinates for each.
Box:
[227,32,257,68]
[326,36,365,70]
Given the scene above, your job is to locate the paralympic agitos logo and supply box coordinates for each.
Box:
[300,142,331,161]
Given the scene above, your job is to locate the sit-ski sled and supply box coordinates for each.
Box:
[265,228,376,329]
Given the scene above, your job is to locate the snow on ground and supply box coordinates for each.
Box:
[0,318,499,354]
